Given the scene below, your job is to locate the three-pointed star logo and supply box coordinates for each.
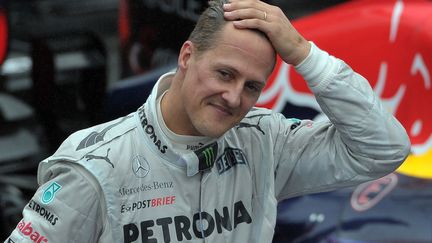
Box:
[132,155,150,178]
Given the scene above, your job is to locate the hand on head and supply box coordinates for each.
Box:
[223,0,311,66]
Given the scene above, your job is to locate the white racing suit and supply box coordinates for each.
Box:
[5,43,410,243]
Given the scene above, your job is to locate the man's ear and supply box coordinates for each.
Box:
[178,40,194,70]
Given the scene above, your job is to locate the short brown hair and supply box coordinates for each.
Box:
[188,0,272,56]
[187,0,229,54]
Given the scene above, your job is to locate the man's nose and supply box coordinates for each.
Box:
[221,83,242,108]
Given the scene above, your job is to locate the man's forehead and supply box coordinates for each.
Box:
[193,23,276,79]
[219,23,271,45]
[208,50,275,84]
[217,24,275,57]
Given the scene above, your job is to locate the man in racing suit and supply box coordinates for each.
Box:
[5,0,410,242]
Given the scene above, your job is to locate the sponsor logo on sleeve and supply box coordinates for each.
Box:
[288,118,302,130]
[17,220,49,243]
[351,173,398,212]
[28,199,59,226]
[41,182,61,205]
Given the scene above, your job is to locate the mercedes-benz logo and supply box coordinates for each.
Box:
[131,155,150,178]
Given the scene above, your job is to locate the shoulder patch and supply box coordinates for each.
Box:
[287,118,302,130]
[41,181,62,204]
[236,113,271,135]
[76,114,133,151]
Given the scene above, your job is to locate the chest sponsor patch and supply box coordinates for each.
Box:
[195,142,218,171]
[216,148,248,174]
[123,200,251,243]
[119,181,174,196]
[121,196,176,213]
[131,155,151,178]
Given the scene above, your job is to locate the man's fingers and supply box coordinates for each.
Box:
[223,1,262,11]
[231,19,266,30]
[224,8,269,22]
[224,0,310,65]
[224,1,270,17]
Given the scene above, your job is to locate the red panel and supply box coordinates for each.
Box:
[0,8,7,65]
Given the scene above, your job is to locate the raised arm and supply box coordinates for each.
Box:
[224,0,411,199]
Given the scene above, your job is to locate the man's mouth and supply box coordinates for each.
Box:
[210,103,233,116]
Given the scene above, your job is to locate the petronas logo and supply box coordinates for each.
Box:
[41,182,62,204]
[203,147,215,167]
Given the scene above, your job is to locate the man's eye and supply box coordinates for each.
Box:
[245,83,260,92]
[218,70,233,80]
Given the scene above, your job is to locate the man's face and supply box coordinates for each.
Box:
[178,23,276,137]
